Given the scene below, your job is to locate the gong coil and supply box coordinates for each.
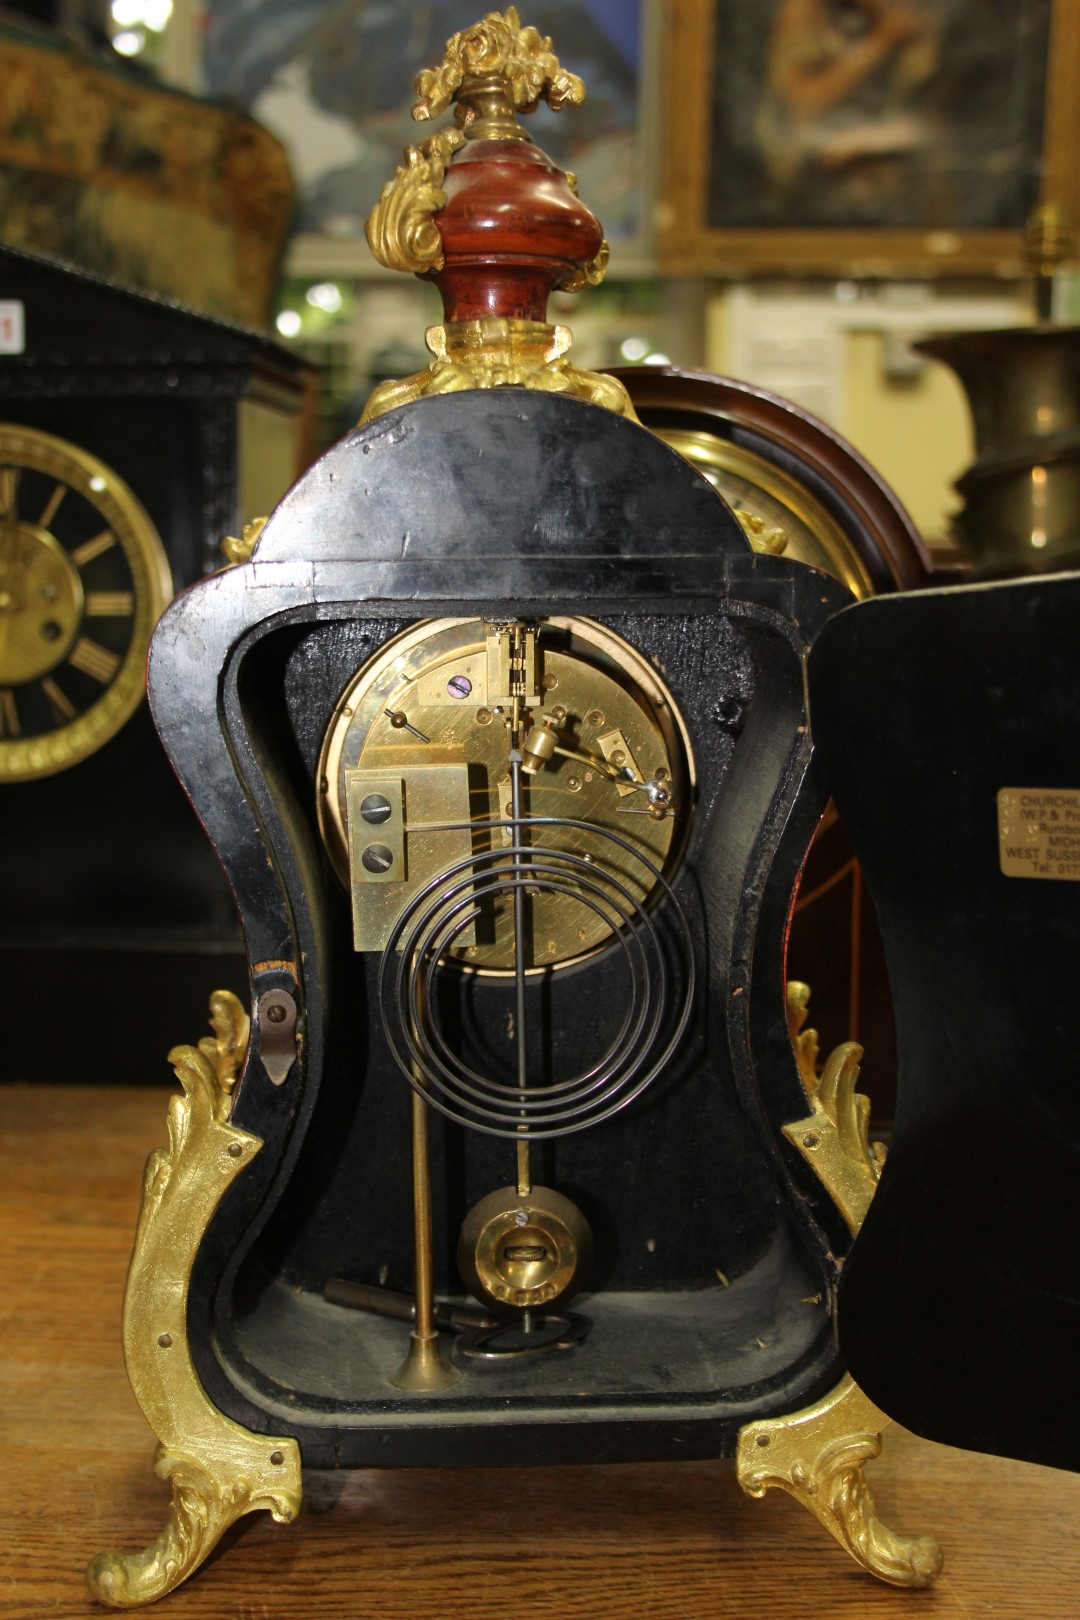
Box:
[378,815,695,1140]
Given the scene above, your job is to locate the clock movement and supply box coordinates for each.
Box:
[89,11,942,1605]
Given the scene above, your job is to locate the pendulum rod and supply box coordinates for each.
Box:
[411,1090,437,1338]
[508,627,535,1336]
[508,641,532,1201]
[390,986,460,1391]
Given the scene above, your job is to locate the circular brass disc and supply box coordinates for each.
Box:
[656,429,876,600]
[0,524,83,683]
[457,1183,592,1313]
[0,425,172,782]
[317,617,694,972]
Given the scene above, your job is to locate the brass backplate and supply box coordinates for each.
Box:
[318,617,694,973]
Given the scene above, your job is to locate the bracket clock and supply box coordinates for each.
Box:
[89,11,943,1604]
[0,242,311,1082]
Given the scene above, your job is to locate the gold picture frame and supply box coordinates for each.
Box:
[659,0,1080,278]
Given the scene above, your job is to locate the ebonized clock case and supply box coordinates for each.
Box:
[149,388,853,1469]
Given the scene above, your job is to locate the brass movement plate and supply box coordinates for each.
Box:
[998,787,1080,880]
[318,617,694,972]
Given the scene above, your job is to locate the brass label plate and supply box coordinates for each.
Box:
[997,787,1080,881]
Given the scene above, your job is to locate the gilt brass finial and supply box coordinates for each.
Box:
[412,6,585,127]
[366,7,594,280]
[361,8,633,426]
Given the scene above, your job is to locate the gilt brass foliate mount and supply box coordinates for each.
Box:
[362,9,631,425]
[359,319,633,426]
[88,992,301,1608]
[733,986,942,1588]
[784,980,886,1235]
[412,5,585,124]
[220,516,267,568]
[364,128,466,278]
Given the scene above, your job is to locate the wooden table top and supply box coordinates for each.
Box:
[1,1081,1078,1619]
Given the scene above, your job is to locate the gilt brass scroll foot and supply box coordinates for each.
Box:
[737,1374,943,1589]
[87,1444,300,1609]
[88,992,302,1607]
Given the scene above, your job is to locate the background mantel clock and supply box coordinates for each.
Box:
[0,242,313,1083]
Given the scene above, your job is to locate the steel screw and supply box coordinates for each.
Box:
[447,673,472,700]
[360,793,392,825]
[362,844,394,873]
[266,1003,286,1024]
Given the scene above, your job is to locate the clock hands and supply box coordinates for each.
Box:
[0,464,19,523]
[384,706,430,743]
[38,482,66,529]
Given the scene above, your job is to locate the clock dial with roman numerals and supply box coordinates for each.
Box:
[0,425,171,781]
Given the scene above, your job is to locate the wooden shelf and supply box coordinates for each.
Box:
[2,1082,1077,1617]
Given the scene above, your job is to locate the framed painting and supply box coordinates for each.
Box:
[659,0,1080,277]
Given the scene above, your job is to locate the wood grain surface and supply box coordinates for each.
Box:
[2,1082,1078,1619]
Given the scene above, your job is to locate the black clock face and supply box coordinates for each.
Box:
[0,425,171,781]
